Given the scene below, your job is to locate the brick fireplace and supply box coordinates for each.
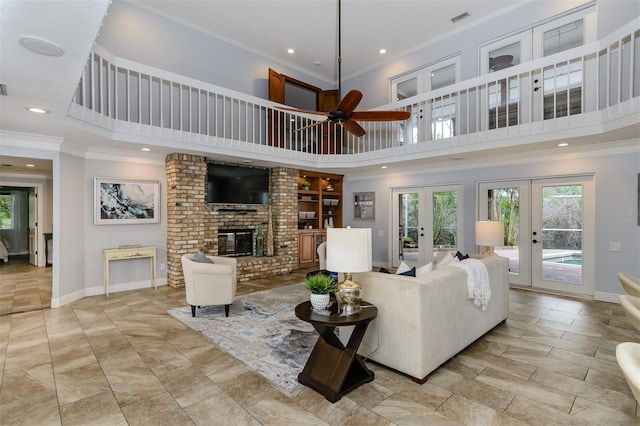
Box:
[166,154,299,287]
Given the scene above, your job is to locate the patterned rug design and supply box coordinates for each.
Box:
[168,283,316,396]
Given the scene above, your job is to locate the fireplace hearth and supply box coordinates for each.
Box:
[218,229,253,257]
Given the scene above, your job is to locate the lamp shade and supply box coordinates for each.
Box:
[475,221,504,247]
[326,227,372,273]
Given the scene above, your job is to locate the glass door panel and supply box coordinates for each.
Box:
[432,190,459,250]
[478,181,530,286]
[392,190,422,266]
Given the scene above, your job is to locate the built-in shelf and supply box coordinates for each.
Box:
[297,170,343,265]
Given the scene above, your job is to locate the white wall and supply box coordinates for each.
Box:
[342,144,640,296]
[84,158,167,292]
[56,152,85,300]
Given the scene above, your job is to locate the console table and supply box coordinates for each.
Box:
[295,301,377,403]
[103,246,157,297]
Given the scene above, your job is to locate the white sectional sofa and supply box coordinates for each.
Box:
[340,255,509,383]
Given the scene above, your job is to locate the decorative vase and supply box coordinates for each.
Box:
[255,224,264,257]
[310,293,330,310]
[266,205,274,256]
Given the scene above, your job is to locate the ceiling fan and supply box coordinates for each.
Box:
[276,0,410,137]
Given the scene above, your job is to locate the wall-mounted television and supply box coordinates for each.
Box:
[206,163,270,204]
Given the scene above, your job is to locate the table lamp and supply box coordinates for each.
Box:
[326,227,372,315]
[475,220,504,255]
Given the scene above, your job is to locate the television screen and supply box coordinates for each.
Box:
[207,163,270,204]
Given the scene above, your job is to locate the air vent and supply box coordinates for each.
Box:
[0,84,7,96]
[451,12,470,23]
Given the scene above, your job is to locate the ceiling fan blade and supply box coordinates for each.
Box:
[294,120,330,132]
[336,90,363,115]
[275,106,330,117]
[351,110,411,122]
[342,120,366,137]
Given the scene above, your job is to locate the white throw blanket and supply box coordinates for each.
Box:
[449,258,491,311]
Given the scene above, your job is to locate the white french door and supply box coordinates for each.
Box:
[531,176,594,295]
[392,185,463,267]
[478,176,594,296]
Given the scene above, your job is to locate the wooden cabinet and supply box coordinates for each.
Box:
[298,231,326,264]
[298,170,343,265]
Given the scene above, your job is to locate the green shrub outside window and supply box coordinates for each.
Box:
[0,194,13,230]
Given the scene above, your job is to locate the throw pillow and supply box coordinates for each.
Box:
[398,267,416,277]
[416,262,433,276]
[395,261,411,275]
[192,250,214,263]
[378,267,391,274]
[455,251,470,261]
[436,252,456,269]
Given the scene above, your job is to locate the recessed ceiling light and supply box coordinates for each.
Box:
[19,37,64,57]
[379,49,387,54]
[25,164,35,167]
[381,165,388,169]
[287,48,295,54]
[557,142,570,147]
[26,107,49,114]
[141,148,151,152]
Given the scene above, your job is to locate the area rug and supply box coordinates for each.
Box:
[167,283,316,396]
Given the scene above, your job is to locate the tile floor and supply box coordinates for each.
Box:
[0,264,639,425]
[0,256,52,315]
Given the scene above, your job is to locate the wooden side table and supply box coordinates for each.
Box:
[295,301,377,403]
[103,246,157,297]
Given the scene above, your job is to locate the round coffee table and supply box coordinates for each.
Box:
[295,301,377,403]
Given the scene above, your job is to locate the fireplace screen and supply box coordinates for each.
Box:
[218,229,253,257]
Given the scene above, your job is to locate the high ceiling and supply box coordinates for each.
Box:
[133,0,532,84]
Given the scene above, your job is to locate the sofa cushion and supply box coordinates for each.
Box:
[192,250,214,263]
[455,251,470,261]
[396,261,411,275]
[398,267,416,277]
[416,262,433,276]
[436,252,457,268]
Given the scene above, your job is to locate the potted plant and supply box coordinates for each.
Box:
[301,179,311,190]
[304,273,336,310]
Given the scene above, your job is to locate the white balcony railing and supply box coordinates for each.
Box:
[69,19,639,158]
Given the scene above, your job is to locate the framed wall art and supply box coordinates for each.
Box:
[354,192,375,221]
[94,177,160,225]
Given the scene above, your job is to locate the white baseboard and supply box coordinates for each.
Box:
[594,291,621,304]
[51,288,86,308]
[51,279,168,308]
